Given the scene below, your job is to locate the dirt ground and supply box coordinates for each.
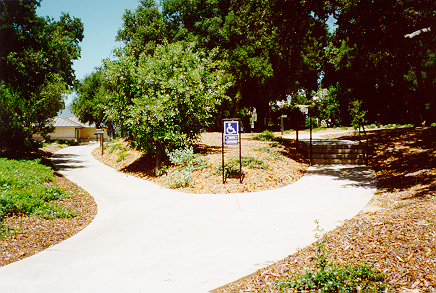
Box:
[215,127,436,292]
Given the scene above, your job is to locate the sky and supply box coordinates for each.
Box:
[37,0,141,81]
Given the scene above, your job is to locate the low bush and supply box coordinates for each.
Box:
[212,162,244,178]
[163,146,209,188]
[241,156,270,169]
[164,170,194,188]
[253,130,275,141]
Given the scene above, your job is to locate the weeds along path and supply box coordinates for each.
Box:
[0,142,376,293]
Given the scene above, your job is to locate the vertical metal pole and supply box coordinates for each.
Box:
[309,109,313,166]
[222,123,225,184]
[239,121,242,183]
[296,124,299,153]
[101,134,103,156]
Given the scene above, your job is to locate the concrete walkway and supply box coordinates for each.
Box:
[0,141,376,293]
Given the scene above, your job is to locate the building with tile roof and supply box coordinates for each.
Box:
[33,116,109,142]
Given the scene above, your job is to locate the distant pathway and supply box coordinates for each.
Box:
[0,142,376,292]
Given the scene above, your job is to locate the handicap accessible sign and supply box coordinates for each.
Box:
[224,121,239,145]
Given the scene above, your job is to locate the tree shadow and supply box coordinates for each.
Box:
[305,165,377,189]
[336,127,436,199]
[51,153,85,171]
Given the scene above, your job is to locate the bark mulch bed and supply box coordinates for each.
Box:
[214,127,436,292]
[0,147,98,267]
[92,132,309,194]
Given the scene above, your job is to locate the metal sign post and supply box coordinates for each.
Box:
[95,129,104,156]
[222,118,242,184]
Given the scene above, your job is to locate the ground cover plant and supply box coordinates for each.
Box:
[1,145,97,266]
[274,223,391,292]
[0,158,75,238]
[215,127,436,292]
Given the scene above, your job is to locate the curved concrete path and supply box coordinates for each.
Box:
[0,142,376,292]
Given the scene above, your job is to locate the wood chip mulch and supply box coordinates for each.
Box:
[214,127,436,293]
[92,132,310,194]
[2,127,435,293]
[0,147,98,267]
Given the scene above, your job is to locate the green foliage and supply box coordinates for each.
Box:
[326,0,436,125]
[349,100,367,129]
[274,221,390,292]
[163,146,209,188]
[0,1,84,151]
[104,40,233,153]
[0,158,75,237]
[167,146,209,173]
[116,149,131,163]
[311,85,343,127]
[71,69,109,128]
[240,156,269,170]
[213,163,244,179]
[164,170,194,188]
[254,130,275,141]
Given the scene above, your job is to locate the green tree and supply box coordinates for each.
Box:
[117,41,232,154]
[0,0,83,150]
[116,0,168,57]
[324,0,436,125]
[71,69,108,128]
[161,0,331,130]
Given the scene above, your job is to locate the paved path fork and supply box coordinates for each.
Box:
[0,142,376,292]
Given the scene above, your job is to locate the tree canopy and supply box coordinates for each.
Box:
[0,0,83,151]
[73,0,436,156]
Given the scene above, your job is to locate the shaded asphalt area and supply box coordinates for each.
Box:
[0,141,376,292]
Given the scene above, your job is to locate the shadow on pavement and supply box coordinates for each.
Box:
[305,165,376,190]
[51,153,85,171]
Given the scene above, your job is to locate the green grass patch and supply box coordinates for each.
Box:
[0,158,76,238]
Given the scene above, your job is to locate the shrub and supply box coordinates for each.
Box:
[167,146,209,172]
[163,146,209,188]
[116,149,131,162]
[254,146,282,161]
[254,130,275,141]
[164,170,194,188]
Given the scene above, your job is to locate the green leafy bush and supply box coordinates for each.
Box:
[167,146,209,172]
[116,149,131,162]
[254,130,275,141]
[164,170,194,188]
[163,146,209,188]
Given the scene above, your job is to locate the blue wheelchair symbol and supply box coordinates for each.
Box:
[225,121,238,135]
